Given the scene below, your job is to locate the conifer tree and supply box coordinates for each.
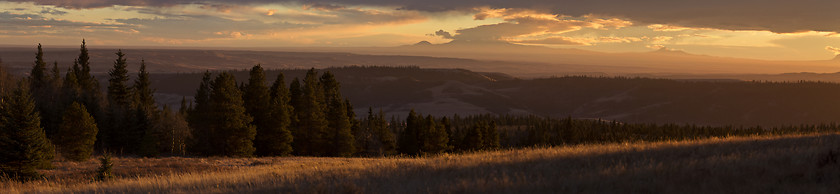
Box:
[421,115,449,154]
[134,60,156,111]
[462,123,484,151]
[179,96,189,116]
[294,69,328,156]
[0,82,55,180]
[30,44,48,89]
[321,71,354,157]
[255,73,294,156]
[243,65,273,155]
[483,121,500,149]
[56,102,98,162]
[106,50,134,152]
[133,60,158,156]
[208,72,256,157]
[94,153,113,181]
[29,45,61,139]
[72,40,103,148]
[189,71,213,154]
[375,109,396,155]
[398,109,420,155]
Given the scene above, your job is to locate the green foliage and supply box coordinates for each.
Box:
[189,71,213,155]
[0,82,55,180]
[398,109,420,155]
[134,60,156,112]
[208,72,256,157]
[94,153,113,181]
[294,69,329,156]
[421,115,449,154]
[244,65,276,156]
[321,71,355,157]
[29,45,63,140]
[30,44,48,89]
[57,102,98,162]
[106,50,136,153]
[254,73,294,156]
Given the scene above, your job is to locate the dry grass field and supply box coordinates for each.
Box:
[4,133,840,193]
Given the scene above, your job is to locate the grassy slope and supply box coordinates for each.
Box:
[4,133,840,193]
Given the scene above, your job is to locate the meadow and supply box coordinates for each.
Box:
[4,133,840,193]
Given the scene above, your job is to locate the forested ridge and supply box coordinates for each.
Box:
[4,42,840,181]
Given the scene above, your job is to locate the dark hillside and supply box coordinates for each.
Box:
[145,66,840,126]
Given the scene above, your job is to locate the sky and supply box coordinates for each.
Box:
[3,0,840,61]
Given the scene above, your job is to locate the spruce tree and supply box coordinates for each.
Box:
[422,115,449,154]
[134,60,156,111]
[106,50,134,152]
[72,40,103,149]
[462,123,484,151]
[483,121,500,149]
[94,153,113,181]
[30,44,48,89]
[56,102,98,162]
[189,71,213,155]
[321,71,354,157]
[294,69,328,156]
[375,109,396,155]
[253,73,294,156]
[0,82,55,180]
[208,72,256,157]
[243,65,273,155]
[29,45,61,139]
[398,109,420,155]
[133,60,158,156]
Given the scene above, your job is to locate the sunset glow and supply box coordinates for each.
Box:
[3,0,840,60]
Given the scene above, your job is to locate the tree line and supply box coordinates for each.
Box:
[6,41,840,181]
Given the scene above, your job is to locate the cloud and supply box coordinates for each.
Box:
[647,44,666,50]
[10,0,840,33]
[433,30,453,39]
[512,36,586,45]
[39,7,67,15]
[826,46,840,55]
[443,8,631,44]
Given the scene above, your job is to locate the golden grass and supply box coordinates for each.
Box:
[5,133,840,193]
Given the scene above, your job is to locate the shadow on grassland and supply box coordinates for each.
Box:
[252,134,840,194]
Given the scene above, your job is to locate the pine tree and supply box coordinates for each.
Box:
[133,59,158,157]
[56,102,98,162]
[321,71,354,157]
[398,109,420,155]
[462,123,484,151]
[106,50,134,153]
[375,109,396,155]
[243,65,273,155]
[94,153,113,181]
[134,60,156,112]
[72,40,103,149]
[0,82,55,180]
[189,71,213,155]
[421,115,449,154]
[208,72,256,157]
[30,44,48,89]
[483,121,500,149]
[178,96,189,116]
[255,73,294,156]
[294,69,329,156]
[29,45,61,139]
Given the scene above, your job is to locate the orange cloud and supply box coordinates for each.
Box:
[826,46,840,55]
